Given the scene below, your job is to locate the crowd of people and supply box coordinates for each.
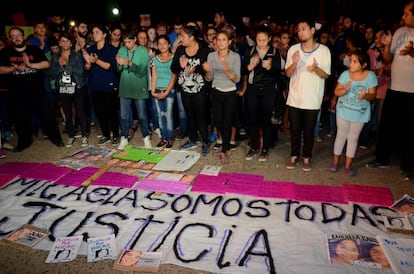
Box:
[0,1,413,181]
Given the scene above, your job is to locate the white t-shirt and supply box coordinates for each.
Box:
[285,43,331,110]
[390,26,414,93]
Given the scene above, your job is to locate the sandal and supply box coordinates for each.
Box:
[220,152,229,165]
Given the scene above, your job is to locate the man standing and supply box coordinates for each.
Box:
[366,1,414,181]
[0,26,64,152]
[284,18,331,172]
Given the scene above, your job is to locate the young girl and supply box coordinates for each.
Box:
[150,35,176,148]
[203,30,241,164]
[329,49,377,176]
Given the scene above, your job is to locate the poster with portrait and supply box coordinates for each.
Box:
[45,235,83,263]
[87,234,117,262]
[390,194,414,216]
[1,224,49,251]
[326,233,390,269]
[55,145,116,170]
[383,214,414,234]
[376,235,414,274]
[113,249,162,272]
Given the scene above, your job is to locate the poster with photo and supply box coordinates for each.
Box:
[45,235,83,263]
[56,145,116,170]
[87,234,117,262]
[326,233,390,269]
[1,224,49,251]
[113,249,162,272]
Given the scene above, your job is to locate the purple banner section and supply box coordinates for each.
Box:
[0,174,18,188]
[224,172,264,196]
[294,184,346,204]
[92,171,138,188]
[0,161,41,176]
[21,163,72,182]
[55,167,99,187]
[342,183,395,206]
[190,173,229,194]
[135,178,190,194]
[258,181,296,199]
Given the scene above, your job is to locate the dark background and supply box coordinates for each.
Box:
[0,0,407,30]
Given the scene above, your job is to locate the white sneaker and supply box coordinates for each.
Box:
[81,137,88,147]
[66,137,75,148]
[153,128,162,139]
[143,135,151,147]
[117,136,129,150]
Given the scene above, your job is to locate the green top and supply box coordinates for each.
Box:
[117,45,149,99]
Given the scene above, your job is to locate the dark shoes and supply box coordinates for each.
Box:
[13,144,31,152]
[13,140,32,152]
[365,161,390,169]
[51,139,64,147]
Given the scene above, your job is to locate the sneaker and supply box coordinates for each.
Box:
[271,116,282,125]
[365,161,390,169]
[81,137,88,147]
[326,132,334,138]
[201,143,210,156]
[117,136,129,150]
[157,140,168,147]
[345,167,355,176]
[245,149,257,160]
[143,135,152,147]
[166,140,173,149]
[153,128,162,139]
[181,140,197,150]
[213,141,222,150]
[66,137,75,148]
[98,136,111,146]
[2,142,14,150]
[402,170,413,181]
[209,131,218,142]
[112,137,120,146]
[258,150,268,162]
[329,163,338,172]
[286,156,299,169]
[175,129,187,140]
[229,142,237,150]
[52,139,64,147]
[128,128,135,140]
[359,144,368,149]
[314,136,322,143]
[302,158,312,172]
[0,149,6,159]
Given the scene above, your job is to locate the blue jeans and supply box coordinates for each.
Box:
[175,91,187,132]
[147,91,159,129]
[153,89,175,141]
[120,97,150,138]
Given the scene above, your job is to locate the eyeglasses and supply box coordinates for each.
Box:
[10,34,23,39]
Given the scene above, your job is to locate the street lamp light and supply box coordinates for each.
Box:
[112,7,120,16]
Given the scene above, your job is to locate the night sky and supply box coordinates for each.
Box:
[0,0,406,30]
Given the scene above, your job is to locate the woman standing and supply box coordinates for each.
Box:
[204,30,240,164]
[50,32,89,147]
[151,35,176,148]
[116,31,151,150]
[329,49,377,176]
[240,24,283,162]
[170,26,213,156]
[83,24,120,146]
